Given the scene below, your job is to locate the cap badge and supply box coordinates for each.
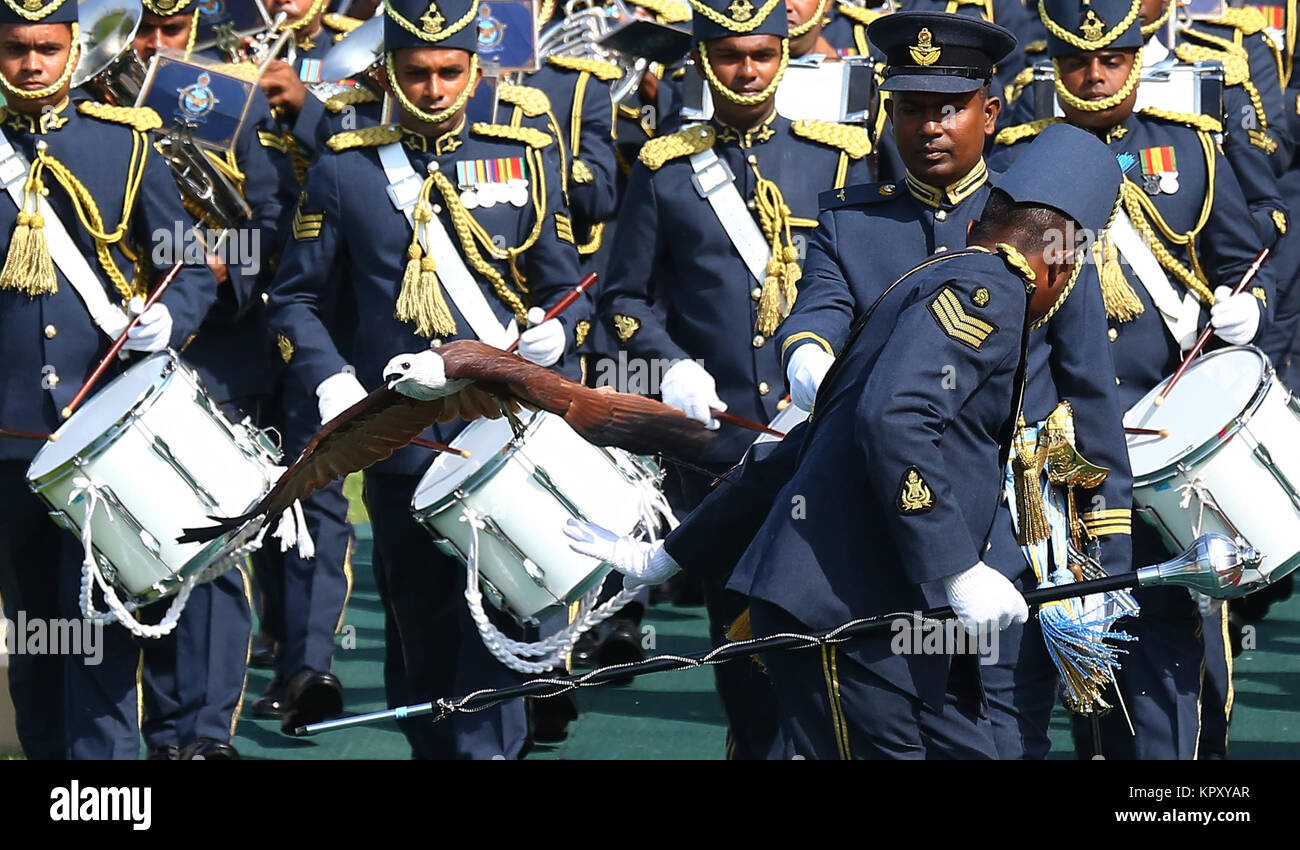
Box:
[909,27,941,66]
[1080,9,1105,41]
[420,2,446,33]
[728,0,754,22]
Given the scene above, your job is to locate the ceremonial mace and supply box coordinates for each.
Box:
[293,533,1254,735]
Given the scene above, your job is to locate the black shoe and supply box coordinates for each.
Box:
[529,692,578,743]
[249,632,278,669]
[147,744,180,761]
[251,676,289,719]
[596,618,644,685]
[570,630,601,669]
[280,669,344,735]
[181,738,239,760]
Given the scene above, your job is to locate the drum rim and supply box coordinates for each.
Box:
[410,410,552,512]
[26,351,184,489]
[1130,346,1273,486]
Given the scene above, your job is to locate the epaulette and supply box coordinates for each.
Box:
[326,125,403,151]
[627,0,690,23]
[77,102,161,132]
[1138,106,1223,134]
[1176,37,1250,85]
[324,86,381,113]
[638,125,714,170]
[791,119,872,158]
[545,54,623,82]
[836,3,885,26]
[993,117,1061,146]
[471,122,553,148]
[497,84,553,118]
[1207,6,1267,35]
[323,12,364,33]
[818,181,901,210]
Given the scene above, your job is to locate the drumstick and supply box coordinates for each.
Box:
[411,436,471,458]
[61,261,185,420]
[505,272,598,355]
[776,394,792,412]
[1155,247,1271,407]
[711,409,787,439]
[0,427,56,442]
[1124,426,1169,437]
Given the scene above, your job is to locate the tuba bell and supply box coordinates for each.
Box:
[74,0,252,232]
[538,0,653,106]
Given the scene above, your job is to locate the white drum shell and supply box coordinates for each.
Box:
[26,354,280,602]
[1126,347,1300,589]
[411,411,664,622]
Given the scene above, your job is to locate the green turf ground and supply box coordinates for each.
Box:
[232,507,1300,760]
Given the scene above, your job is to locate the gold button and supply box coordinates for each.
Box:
[752,334,765,348]
[758,381,770,395]
[43,324,56,339]
[430,339,443,349]
[746,154,758,165]
[47,371,59,388]
[1108,328,1118,342]
[751,287,762,300]
[1115,377,1122,386]
[935,210,947,222]
[747,199,757,210]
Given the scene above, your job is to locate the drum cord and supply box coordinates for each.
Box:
[460,506,643,674]
[69,475,269,639]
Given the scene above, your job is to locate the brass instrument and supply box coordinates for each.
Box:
[538,0,657,106]
[74,0,251,231]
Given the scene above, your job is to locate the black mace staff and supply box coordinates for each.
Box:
[293,533,1255,736]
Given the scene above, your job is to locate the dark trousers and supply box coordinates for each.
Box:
[253,480,353,680]
[980,571,1060,759]
[1071,527,1204,759]
[749,598,997,760]
[668,461,790,760]
[1,462,74,759]
[363,471,528,759]
[1197,600,1232,759]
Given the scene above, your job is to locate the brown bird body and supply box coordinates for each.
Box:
[178,341,712,543]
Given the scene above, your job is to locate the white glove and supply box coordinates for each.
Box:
[123,301,173,352]
[660,358,725,429]
[516,306,566,367]
[315,371,367,424]
[786,344,834,412]
[1210,286,1261,345]
[564,519,681,590]
[941,561,1029,635]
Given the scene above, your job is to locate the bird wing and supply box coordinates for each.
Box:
[178,341,711,543]
[438,340,714,455]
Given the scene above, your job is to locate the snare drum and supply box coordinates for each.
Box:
[27,352,281,608]
[1125,346,1300,592]
[411,410,673,623]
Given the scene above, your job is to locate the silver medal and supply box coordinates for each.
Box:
[1159,171,1179,195]
[460,189,479,210]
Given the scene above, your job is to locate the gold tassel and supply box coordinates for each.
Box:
[726,607,752,641]
[757,255,784,337]
[1095,233,1144,322]
[0,157,58,297]
[394,200,457,338]
[1012,418,1051,545]
[781,243,801,306]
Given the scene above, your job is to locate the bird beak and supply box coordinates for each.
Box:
[384,372,401,388]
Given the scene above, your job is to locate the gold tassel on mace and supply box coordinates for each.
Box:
[1012,417,1051,545]
[1095,233,1144,322]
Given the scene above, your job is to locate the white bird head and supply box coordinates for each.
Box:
[383,350,451,400]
